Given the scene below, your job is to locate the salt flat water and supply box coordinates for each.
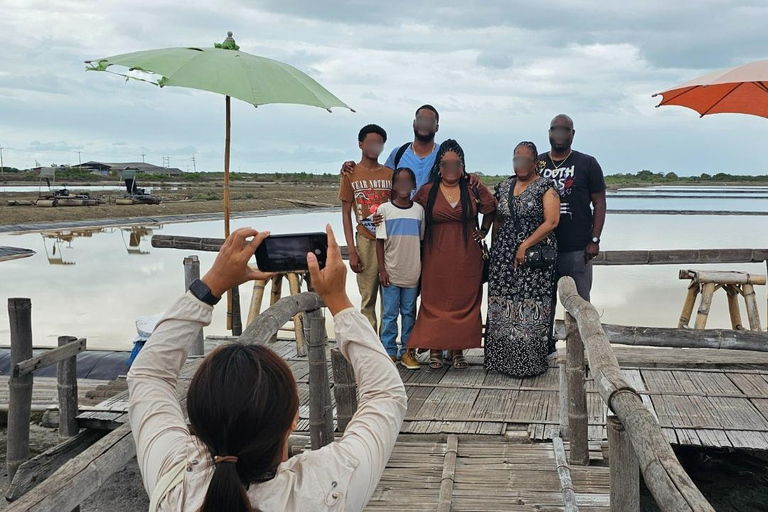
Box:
[0,188,766,349]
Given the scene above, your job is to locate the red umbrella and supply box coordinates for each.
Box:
[654,59,768,119]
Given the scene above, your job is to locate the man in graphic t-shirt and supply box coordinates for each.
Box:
[539,115,607,350]
[339,124,393,331]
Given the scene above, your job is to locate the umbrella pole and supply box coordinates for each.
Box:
[224,95,233,331]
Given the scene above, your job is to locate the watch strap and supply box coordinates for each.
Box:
[189,279,221,306]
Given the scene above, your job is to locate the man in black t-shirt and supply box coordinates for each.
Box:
[539,115,607,351]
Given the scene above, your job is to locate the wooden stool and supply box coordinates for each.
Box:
[678,269,765,331]
[246,269,312,355]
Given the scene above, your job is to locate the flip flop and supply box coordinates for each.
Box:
[429,351,444,370]
[452,353,468,370]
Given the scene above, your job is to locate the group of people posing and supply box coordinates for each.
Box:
[339,105,607,377]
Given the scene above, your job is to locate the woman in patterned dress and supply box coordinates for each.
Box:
[485,141,561,377]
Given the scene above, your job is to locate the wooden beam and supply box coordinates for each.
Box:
[152,236,768,266]
[607,415,640,512]
[5,423,135,512]
[552,321,768,352]
[565,313,589,466]
[558,276,714,512]
[552,436,579,512]
[306,309,334,449]
[5,429,107,502]
[331,348,357,433]
[679,269,766,285]
[57,336,79,439]
[14,339,87,377]
[7,298,33,483]
[436,435,458,512]
[183,255,204,356]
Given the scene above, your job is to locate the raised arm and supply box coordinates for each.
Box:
[307,225,407,511]
[127,228,273,494]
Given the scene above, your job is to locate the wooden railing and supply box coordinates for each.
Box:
[5,292,351,511]
[558,276,715,511]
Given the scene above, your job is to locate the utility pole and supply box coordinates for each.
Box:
[191,155,196,172]
[76,149,82,166]
[141,153,146,163]
[0,144,4,179]
[162,156,170,169]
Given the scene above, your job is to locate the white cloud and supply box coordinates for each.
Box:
[0,0,767,175]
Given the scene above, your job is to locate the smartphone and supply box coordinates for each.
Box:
[255,232,328,272]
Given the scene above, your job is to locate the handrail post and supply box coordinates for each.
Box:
[57,336,80,439]
[608,414,640,511]
[565,312,589,466]
[183,255,205,356]
[7,298,33,483]
[331,348,357,432]
[558,346,569,439]
[306,309,334,448]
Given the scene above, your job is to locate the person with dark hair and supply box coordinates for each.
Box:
[339,124,393,331]
[538,115,607,356]
[128,225,406,511]
[340,105,481,192]
[485,142,561,377]
[409,139,496,369]
[376,167,424,368]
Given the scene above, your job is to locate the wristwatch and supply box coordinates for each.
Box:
[189,278,222,306]
[591,236,601,244]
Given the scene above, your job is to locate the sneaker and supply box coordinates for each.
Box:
[400,351,421,370]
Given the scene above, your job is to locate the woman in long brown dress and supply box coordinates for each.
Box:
[410,139,496,369]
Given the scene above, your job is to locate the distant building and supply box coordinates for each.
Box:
[77,161,183,176]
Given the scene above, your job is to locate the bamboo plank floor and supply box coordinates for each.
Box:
[365,436,609,511]
[0,375,110,412]
[71,340,768,451]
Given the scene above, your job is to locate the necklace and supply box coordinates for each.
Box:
[548,149,572,171]
[440,182,459,202]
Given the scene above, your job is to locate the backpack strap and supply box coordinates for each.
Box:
[393,143,410,169]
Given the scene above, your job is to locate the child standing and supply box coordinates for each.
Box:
[376,167,424,368]
[339,124,393,331]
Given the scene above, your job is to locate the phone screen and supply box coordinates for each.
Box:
[255,232,327,272]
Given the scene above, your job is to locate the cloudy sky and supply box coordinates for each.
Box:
[2,0,767,176]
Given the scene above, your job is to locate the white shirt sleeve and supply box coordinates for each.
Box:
[375,205,388,240]
[127,292,212,494]
[319,308,406,511]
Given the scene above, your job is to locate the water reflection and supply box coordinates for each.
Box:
[0,210,766,350]
[121,225,161,255]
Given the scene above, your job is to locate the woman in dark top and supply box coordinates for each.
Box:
[410,139,496,369]
[485,141,560,377]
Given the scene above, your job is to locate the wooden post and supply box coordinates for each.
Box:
[436,435,458,512]
[183,255,205,356]
[331,348,357,433]
[608,415,640,511]
[246,278,267,327]
[565,312,589,466]
[7,298,33,483]
[742,284,762,332]
[678,283,699,328]
[694,282,716,329]
[552,436,578,512]
[558,346,569,439]
[223,95,233,331]
[306,309,333,448]
[269,274,284,343]
[287,273,307,356]
[725,285,744,330]
[57,336,79,439]
[231,286,242,336]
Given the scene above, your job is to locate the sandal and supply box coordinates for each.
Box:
[452,352,468,370]
[429,350,444,369]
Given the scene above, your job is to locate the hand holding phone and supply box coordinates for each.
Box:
[201,228,275,297]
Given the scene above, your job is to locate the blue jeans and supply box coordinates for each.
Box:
[380,285,418,357]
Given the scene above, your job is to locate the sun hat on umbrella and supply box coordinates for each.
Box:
[653,59,768,119]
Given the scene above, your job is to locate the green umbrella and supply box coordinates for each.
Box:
[85,32,353,237]
[86,32,352,332]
